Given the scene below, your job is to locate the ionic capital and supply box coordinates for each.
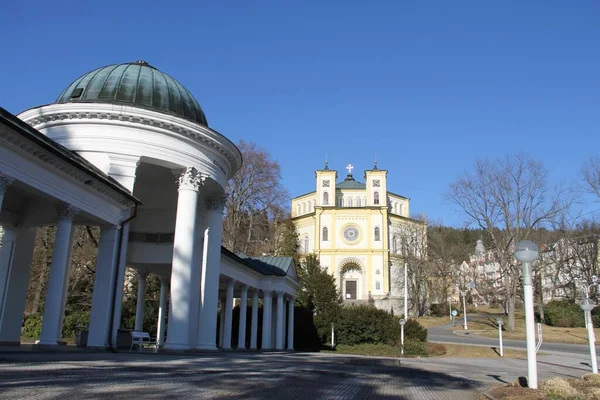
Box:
[57,204,79,222]
[0,175,14,195]
[205,195,228,212]
[177,167,205,191]
[136,269,149,281]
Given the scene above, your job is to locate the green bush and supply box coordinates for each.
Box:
[404,319,427,342]
[402,339,427,357]
[22,314,43,338]
[62,310,90,337]
[543,300,586,327]
[335,305,399,346]
[429,303,447,317]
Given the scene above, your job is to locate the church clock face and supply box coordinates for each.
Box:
[323,180,330,187]
[343,226,360,242]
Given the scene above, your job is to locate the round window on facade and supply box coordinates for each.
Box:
[342,225,360,243]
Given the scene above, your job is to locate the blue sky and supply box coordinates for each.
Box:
[1,1,599,226]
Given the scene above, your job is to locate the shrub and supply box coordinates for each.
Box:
[62,310,90,337]
[22,314,43,338]
[403,319,427,342]
[335,305,399,346]
[540,377,578,398]
[583,373,600,384]
[402,339,427,357]
[543,300,585,327]
[429,303,447,317]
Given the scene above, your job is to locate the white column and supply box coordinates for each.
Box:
[57,229,77,342]
[39,205,78,345]
[275,291,285,350]
[110,221,131,349]
[157,277,168,348]
[223,279,235,349]
[87,226,120,348]
[196,196,226,351]
[250,290,259,350]
[165,167,204,351]
[262,291,272,350]
[238,285,248,349]
[188,211,205,348]
[0,227,36,344]
[283,297,287,348]
[287,297,295,350]
[219,298,225,347]
[134,270,148,331]
[0,175,14,213]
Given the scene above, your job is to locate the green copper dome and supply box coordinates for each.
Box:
[56,61,208,126]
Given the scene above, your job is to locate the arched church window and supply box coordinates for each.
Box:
[400,204,404,215]
[304,236,309,253]
[322,227,328,241]
[323,192,329,205]
[356,198,361,207]
[296,205,300,216]
[348,198,353,207]
[374,191,380,205]
[340,198,344,207]
[374,227,380,241]
[303,203,307,214]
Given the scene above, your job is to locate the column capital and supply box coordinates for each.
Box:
[177,167,206,191]
[0,175,14,195]
[56,204,79,221]
[205,195,228,212]
[227,278,236,287]
[276,291,285,297]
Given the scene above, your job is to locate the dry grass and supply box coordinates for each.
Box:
[453,307,600,345]
[491,375,600,399]
[415,316,453,328]
[540,377,579,398]
[440,343,528,359]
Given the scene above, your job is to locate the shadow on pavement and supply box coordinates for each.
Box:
[0,351,482,399]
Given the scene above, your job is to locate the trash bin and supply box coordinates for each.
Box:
[75,326,88,348]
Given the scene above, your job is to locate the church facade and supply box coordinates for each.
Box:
[291,163,426,312]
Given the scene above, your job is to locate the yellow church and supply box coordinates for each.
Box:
[291,162,426,312]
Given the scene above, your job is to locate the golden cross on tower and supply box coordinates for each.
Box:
[346,164,354,174]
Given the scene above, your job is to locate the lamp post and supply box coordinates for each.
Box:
[580,276,598,374]
[514,240,539,389]
[399,319,406,356]
[460,282,475,330]
[497,318,504,357]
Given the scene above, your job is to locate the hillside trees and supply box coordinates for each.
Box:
[222,140,288,256]
[446,154,570,331]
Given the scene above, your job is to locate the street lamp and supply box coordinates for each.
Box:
[580,276,599,374]
[514,239,539,389]
[460,282,475,330]
[399,319,406,356]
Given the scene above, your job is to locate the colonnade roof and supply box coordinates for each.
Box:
[0,106,140,205]
[221,247,298,281]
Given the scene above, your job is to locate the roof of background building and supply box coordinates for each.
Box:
[55,61,208,127]
[221,247,298,280]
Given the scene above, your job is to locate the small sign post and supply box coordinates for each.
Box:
[399,319,406,356]
[497,318,504,357]
[536,323,543,353]
[451,310,458,327]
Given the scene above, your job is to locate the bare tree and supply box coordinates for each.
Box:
[582,156,600,201]
[222,140,288,255]
[446,154,569,331]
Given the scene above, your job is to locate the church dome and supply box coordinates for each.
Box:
[55,61,208,126]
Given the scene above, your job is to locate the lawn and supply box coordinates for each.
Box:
[323,342,528,359]
[490,374,600,400]
[414,315,453,328]
[455,307,600,345]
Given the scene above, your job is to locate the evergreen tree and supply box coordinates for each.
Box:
[296,254,342,341]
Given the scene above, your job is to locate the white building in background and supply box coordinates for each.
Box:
[0,61,298,352]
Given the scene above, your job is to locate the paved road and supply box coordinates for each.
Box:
[428,314,600,355]
[0,345,591,399]
[0,349,481,399]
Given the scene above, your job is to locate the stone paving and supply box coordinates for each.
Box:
[0,350,479,399]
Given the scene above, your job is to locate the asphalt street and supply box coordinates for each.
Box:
[428,314,600,355]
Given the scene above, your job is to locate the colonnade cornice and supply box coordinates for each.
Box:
[0,128,136,209]
[18,103,242,180]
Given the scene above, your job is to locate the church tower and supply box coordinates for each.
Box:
[315,161,337,207]
[364,161,387,207]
